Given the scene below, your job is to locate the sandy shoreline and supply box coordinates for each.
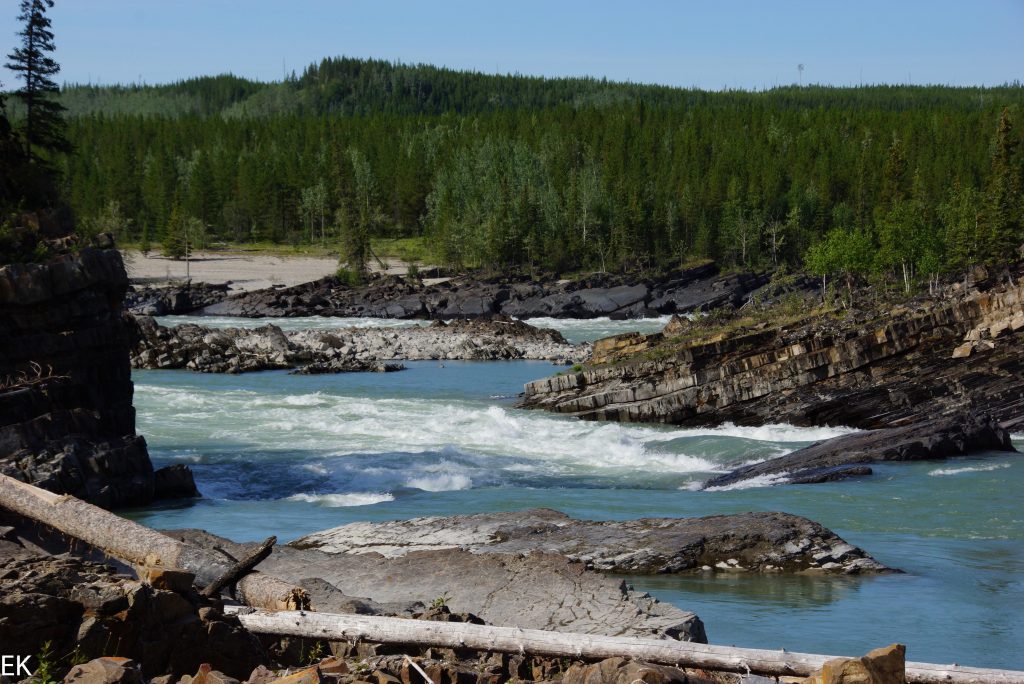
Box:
[123,250,341,292]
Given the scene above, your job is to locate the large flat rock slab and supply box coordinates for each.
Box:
[290,508,891,575]
[165,529,706,641]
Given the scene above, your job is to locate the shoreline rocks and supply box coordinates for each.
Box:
[127,262,793,321]
[520,275,1024,431]
[0,248,197,507]
[130,314,589,373]
[290,508,894,575]
[703,411,1018,489]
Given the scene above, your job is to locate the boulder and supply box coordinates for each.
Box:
[63,657,143,684]
[802,643,906,684]
[561,657,693,684]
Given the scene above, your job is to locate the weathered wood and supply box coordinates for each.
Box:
[201,535,276,598]
[0,474,308,611]
[227,608,1024,684]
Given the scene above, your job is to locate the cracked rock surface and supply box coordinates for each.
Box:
[289,508,892,575]
[166,527,707,642]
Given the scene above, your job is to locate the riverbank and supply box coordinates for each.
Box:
[130,315,589,372]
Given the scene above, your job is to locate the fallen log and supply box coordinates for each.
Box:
[0,474,308,611]
[202,535,277,599]
[226,608,1024,684]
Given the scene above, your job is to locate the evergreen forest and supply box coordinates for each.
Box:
[6,57,1024,284]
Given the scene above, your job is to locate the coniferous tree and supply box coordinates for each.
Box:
[982,108,1023,263]
[5,0,70,162]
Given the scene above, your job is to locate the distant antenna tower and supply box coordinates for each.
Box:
[797,64,805,86]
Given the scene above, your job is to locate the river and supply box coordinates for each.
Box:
[124,316,1024,669]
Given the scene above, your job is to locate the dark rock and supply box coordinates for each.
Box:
[0,249,195,508]
[196,263,771,320]
[153,464,201,499]
[125,282,230,316]
[0,547,265,680]
[703,412,1016,489]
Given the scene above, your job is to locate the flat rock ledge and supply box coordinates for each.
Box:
[130,314,588,373]
[290,508,893,575]
[703,411,1019,490]
[166,528,707,642]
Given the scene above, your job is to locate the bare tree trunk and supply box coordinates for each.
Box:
[0,475,308,611]
[227,608,1024,684]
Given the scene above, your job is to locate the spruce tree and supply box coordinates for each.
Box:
[5,0,70,162]
[982,108,1022,262]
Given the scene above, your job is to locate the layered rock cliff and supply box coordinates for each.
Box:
[520,275,1024,431]
[0,247,195,507]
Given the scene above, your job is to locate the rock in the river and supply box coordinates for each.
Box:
[290,508,892,575]
[130,314,588,373]
[521,275,1024,430]
[195,262,784,320]
[0,248,196,507]
[703,412,1017,489]
[166,528,708,641]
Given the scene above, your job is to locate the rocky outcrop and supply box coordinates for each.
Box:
[520,277,1024,431]
[290,508,892,575]
[801,643,906,684]
[130,315,588,373]
[167,528,707,642]
[703,412,1018,489]
[126,282,230,316]
[191,263,781,320]
[0,248,195,507]
[0,536,264,680]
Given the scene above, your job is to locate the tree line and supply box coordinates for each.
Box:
[5,47,1023,287]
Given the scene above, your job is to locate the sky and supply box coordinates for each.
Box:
[1,1,1022,91]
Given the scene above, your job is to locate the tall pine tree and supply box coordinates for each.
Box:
[5,0,70,162]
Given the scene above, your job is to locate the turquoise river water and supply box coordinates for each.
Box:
[125,316,1024,669]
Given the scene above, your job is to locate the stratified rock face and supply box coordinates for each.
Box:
[189,263,778,320]
[167,527,707,642]
[290,508,892,575]
[0,248,192,507]
[130,314,588,373]
[703,412,1018,489]
[520,279,1024,430]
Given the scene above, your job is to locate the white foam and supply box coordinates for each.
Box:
[405,473,473,492]
[702,473,792,491]
[135,383,855,484]
[928,463,1013,477]
[286,492,394,507]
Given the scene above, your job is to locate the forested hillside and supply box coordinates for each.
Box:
[36,58,1024,282]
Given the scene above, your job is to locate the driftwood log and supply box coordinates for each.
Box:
[0,474,307,610]
[226,608,1024,684]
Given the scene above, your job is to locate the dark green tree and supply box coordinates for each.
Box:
[5,0,70,161]
[982,108,1022,262]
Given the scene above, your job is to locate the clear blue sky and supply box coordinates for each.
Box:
[2,0,1022,90]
